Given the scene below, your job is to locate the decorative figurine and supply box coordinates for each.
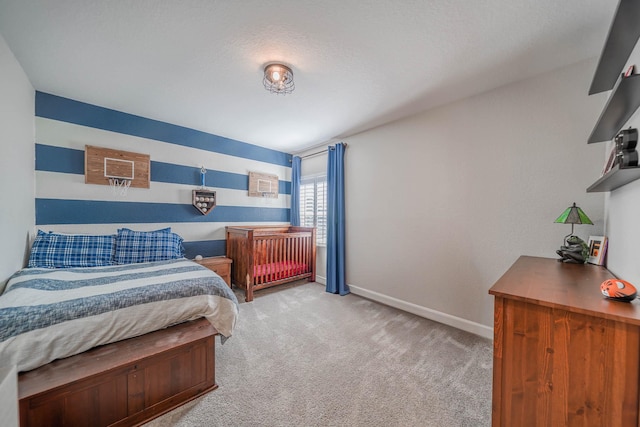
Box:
[556,235,589,264]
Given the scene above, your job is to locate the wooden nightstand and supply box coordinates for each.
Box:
[194,256,232,287]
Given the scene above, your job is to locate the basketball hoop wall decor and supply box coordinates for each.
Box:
[85,145,150,196]
[248,171,278,198]
[192,166,216,215]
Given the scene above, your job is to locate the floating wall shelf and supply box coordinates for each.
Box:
[587,163,640,193]
[586,0,640,193]
[587,74,640,144]
[589,0,640,95]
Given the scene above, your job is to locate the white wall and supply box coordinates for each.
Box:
[607,178,640,284]
[341,58,605,336]
[0,34,34,290]
[300,152,327,179]
[604,39,640,285]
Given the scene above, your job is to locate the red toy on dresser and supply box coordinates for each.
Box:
[601,279,638,302]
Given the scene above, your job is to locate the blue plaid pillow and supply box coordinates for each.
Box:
[28,230,116,268]
[114,228,184,264]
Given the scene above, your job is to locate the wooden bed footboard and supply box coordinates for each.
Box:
[18,318,217,427]
[226,226,316,302]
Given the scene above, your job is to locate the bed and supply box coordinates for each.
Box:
[225,226,316,302]
[1,229,238,426]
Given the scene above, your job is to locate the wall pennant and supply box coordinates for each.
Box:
[192,189,216,215]
[192,166,216,215]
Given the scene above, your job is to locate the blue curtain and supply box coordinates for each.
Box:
[290,156,301,226]
[326,143,348,295]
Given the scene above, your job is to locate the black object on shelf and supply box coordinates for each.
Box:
[587,74,640,143]
[589,0,640,95]
[613,127,639,168]
[616,127,638,150]
[587,163,640,193]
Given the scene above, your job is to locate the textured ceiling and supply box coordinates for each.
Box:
[0,0,617,153]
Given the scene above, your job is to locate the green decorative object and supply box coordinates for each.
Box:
[554,202,593,227]
[556,236,590,264]
[554,202,593,263]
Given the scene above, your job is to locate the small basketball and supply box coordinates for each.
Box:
[601,279,637,302]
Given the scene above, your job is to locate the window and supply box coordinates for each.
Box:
[299,175,327,245]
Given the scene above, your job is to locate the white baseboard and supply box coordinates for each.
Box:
[314,275,326,285]
[348,285,494,340]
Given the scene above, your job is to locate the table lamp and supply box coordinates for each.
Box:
[554,202,593,263]
[554,202,593,245]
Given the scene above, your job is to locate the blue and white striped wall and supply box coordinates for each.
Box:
[35,92,292,258]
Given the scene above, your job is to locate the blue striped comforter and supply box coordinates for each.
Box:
[0,259,238,372]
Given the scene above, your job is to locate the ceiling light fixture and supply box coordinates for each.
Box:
[263,63,295,95]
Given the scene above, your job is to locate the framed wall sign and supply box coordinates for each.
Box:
[248,172,278,198]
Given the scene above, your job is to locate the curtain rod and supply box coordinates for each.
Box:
[300,149,327,159]
[294,143,348,161]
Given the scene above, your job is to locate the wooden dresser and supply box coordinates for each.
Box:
[489,256,640,427]
[194,256,232,287]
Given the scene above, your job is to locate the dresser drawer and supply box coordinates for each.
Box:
[207,262,229,277]
[194,257,232,287]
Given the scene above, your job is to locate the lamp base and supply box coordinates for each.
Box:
[556,235,589,264]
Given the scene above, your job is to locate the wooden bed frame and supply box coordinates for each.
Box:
[18,318,217,427]
[226,226,316,302]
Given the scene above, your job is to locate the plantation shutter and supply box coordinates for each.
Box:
[298,176,327,245]
[316,177,327,245]
[300,181,316,228]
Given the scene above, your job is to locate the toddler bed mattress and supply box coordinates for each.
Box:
[0,258,238,372]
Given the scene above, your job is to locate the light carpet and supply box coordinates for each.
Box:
[145,282,493,427]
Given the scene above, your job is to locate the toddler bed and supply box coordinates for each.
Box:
[1,228,238,426]
[225,226,316,302]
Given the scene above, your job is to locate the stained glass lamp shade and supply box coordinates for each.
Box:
[554,202,593,245]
